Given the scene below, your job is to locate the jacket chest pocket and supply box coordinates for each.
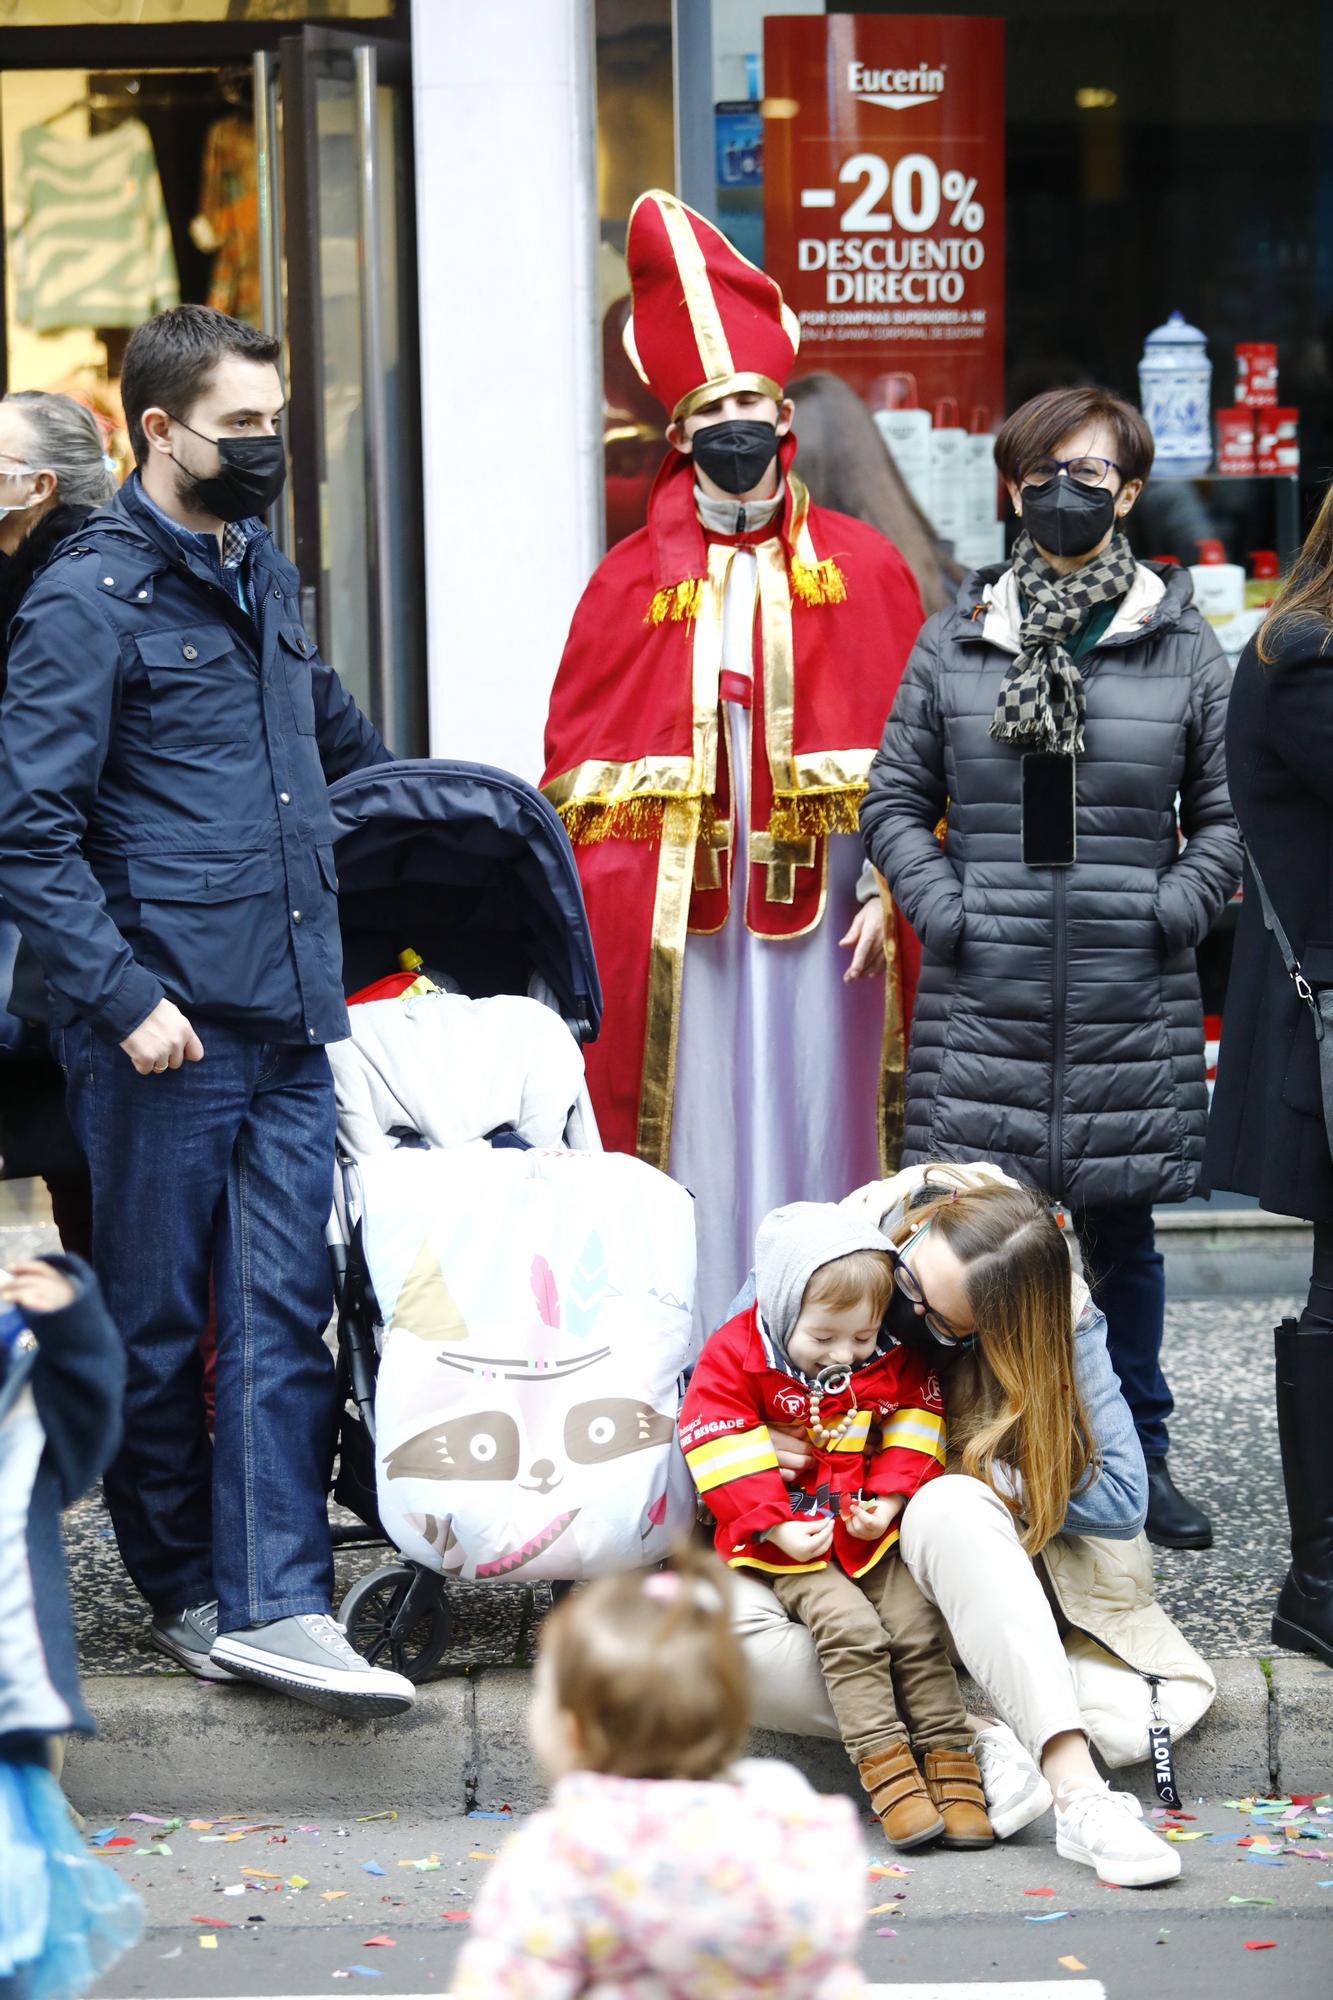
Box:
[135,625,252,746]
[278,623,317,735]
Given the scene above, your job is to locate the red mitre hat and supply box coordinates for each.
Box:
[623,189,800,423]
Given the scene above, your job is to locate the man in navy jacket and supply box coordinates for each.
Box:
[0,306,411,1716]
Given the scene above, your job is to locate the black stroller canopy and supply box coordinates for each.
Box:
[328,760,602,1041]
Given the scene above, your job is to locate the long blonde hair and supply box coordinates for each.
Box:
[890,1182,1097,1554]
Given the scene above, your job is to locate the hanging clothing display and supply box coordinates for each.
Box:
[193,116,261,325]
[12,118,179,335]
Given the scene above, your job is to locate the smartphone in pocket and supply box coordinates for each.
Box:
[1021,752,1076,867]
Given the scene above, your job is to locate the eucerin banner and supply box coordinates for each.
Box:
[763,13,1005,426]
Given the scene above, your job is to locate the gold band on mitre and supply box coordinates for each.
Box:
[671,371,788,424]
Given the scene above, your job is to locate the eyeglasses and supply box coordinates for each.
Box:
[890,1221,970,1346]
[1020,455,1124,490]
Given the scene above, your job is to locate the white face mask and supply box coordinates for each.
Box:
[0,464,40,520]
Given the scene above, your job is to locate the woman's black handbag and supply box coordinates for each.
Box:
[1247,844,1333,1155]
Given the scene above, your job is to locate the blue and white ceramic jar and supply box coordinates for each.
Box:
[1138,310,1213,476]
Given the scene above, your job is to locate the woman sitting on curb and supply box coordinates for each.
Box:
[728,1161,1215,1889]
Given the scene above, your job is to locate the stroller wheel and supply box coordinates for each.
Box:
[338,1563,453,1683]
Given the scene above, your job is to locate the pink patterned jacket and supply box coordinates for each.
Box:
[452,1760,867,1998]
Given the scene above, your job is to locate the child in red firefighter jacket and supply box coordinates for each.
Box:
[679,1201,993,1850]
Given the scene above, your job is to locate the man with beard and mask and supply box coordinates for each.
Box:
[0,306,409,1718]
[861,386,1242,1552]
[543,192,924,1333]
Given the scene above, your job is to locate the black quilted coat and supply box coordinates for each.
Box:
[862,563,1241,1208]
[1205,616,1333,1222]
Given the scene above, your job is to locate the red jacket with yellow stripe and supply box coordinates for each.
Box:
[678,1304,947,1578]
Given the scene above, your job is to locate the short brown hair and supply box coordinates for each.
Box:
[540,1547,749,1780]
[994,386,1154,487]
[121,305,280,466]
[803,1247,895,1320]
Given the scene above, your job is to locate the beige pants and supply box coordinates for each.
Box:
[737,1476,1085,1764]
[772,1552,970,1763]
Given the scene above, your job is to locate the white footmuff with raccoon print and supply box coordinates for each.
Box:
[362,1145,698,1582]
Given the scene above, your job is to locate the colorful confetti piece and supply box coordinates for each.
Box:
[1059,1957,1087,1972]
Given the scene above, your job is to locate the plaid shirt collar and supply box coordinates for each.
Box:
[136,480,260,573]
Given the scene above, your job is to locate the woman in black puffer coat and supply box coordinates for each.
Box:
[1205,480,1333,1667]
[0,391,117,1250]
[862,386,1241,1553]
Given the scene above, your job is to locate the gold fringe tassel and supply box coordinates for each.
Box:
[558,791,719,850]
[766,784,867,842]
[557,796,667,845]
[643,577,705,626]
[789,556,847,607]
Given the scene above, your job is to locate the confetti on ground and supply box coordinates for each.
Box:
[1024,1888,1056,1896]
[133,1845,171,1856]
[356,1811,398,1823]
[222,1885,246,1897]
[88,1827,118,1846]
[1059,1957,1088,1973]
[322,1891,348,1902]
[1319,1881,1333,1888]
[190,1917,233,1927]
[468,1850,498,1860]
[867,1902,899,1916]
[1025,1912,1072,1922]
[1243,1940,1278,1950]
[876,1927,898,1937]
[101,1836,136,1850]
[338,1968,384,1979]
[286,1876,309,1890]
[466,1808,513,1818]
[241,1868,281,1880]
[868,1863,912,1878]
[1163,1830,1208,1842]
[362,1860,386,1876]
[440,1911,471,1923]
[198,1936,217,1951]
[361,1936,396,1947]
[159,1948,181,1960]
[1228,1896,1277,1905]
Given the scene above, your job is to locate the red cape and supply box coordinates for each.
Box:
[544,444,923,1164]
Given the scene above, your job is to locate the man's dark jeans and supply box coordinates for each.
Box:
[1072,1200,1171,1461]
[57,1018,338,1632]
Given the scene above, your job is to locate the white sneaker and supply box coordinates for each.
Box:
[210,1613,415,1719]
[1054,1777,1182,1887]
[971,1720,1053,1838]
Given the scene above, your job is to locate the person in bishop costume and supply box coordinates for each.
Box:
[542,191,925,1331]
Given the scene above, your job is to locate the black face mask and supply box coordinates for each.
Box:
[882,1286,973,1356]
[1019,475,1117,559]
[170,416,287,522]
[690,419,779,496]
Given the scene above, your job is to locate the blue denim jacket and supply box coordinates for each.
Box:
[719,1272,1147,1540]
[0,477,389,1045]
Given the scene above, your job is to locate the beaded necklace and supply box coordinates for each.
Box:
[806,1364,858,1448]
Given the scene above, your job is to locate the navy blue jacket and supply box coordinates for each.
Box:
[0,1256,124,1755]
[0,476,389,1046]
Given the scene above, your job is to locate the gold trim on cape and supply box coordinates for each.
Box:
[636,795,703,1171]
[877,876,906,1175]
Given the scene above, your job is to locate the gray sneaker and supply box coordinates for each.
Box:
[209,1613,416,1718]
[150,1601,239,1682]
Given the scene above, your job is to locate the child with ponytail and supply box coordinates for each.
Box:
[453,1547,866,1999]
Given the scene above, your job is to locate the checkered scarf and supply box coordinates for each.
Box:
[989,531,1138,755]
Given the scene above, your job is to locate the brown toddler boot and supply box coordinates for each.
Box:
[922,1745,995,1849]
[858,1739,945,1850]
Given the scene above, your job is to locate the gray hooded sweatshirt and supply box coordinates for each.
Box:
[753,1201,894,1369]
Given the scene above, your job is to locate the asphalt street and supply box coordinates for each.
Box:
[86,1799,1332,2000]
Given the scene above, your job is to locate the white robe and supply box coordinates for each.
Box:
[667,549,886,1335]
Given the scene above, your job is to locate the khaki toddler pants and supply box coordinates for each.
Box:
[772,1549,971,1764]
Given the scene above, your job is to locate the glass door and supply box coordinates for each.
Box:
[278,24,423,752]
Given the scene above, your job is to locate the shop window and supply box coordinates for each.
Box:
[1,65,268,472]
[0,3,391,23]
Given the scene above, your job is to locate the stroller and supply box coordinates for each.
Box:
[324,760,695,1683]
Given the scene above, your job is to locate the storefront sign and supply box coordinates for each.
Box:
[763,13,1005,424]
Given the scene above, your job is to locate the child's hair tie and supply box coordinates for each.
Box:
[644,1570,724,1614]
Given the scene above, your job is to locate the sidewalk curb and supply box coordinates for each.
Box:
[64,1657,1329,1819]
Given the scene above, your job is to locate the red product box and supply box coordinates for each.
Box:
[1236,343,1278,406]
[1257,407,1299,475]
[1215,406,1256,476]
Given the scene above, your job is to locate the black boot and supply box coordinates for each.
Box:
[1271,1317,1333,1666]
[1144,1457,1214,1549]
